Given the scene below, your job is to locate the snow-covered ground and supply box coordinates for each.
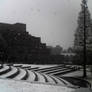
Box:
[0,78,91,92]
[0,64,92,92]
[0,66,17,78]
[62,69,92,88]
[13,64,57,69]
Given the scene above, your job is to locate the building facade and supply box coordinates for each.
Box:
[0,23,50,63]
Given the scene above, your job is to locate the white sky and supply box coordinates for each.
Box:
[0,0,92,49]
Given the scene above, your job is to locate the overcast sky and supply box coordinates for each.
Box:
[0,0,92,49]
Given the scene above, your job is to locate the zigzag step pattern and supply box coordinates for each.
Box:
[0,64,79,85]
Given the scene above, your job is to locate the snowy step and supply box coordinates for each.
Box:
[14,65,22,67]
[57,77,75,87]
[31,71,67,85]
[24,69,63,85]
[26,70,36,82]
[45,68,69,74]
[37,66,66,72]
[40,73,65,85]
[49,75,61,84]
[21,65,31,68]
[42,74,56,84]
[34,65,64,72]
[13,68,28,80]
[41,67,67,74]
[13,64,23,67]
[33,72,46,82]
[0,66,19,78]
[46,69,71,75]
[38,73,53,83]
[0,64,3,69]
[54,69,76,76]
[0,65,11,75]
[22,64,31,67]
[21,66,31,69]
[50,75,67,85]
[28,67,39,70]
[21,69,29,80]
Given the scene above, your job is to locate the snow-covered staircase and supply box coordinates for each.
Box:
[0,64,78,85]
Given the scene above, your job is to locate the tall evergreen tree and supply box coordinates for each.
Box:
[74,0,92,51]
[74,0,92,77]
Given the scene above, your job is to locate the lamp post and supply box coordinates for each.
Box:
[83,0,87,78]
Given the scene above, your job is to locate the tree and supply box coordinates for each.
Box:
[74,0,92,51]
[74,0,92,77]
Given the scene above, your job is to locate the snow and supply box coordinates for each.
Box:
[34,71,46,82]
[13,68,26,80]
[62,69,91,79]
[42,73,56,84]
[62,70,83,77]
[0,66,18,78]
[0,65,9,73]
[49,75,65,85]
[47,69,72,75]
[38,67,67,73]
[62,69,92,88]
[0,64,91,92]
[26,70,36,81]
[14,64,57,69]
[0,78,91,92]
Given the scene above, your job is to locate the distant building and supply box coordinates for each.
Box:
[48,45,62,55]
[0,23,50,63]
[0,23,26,32]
